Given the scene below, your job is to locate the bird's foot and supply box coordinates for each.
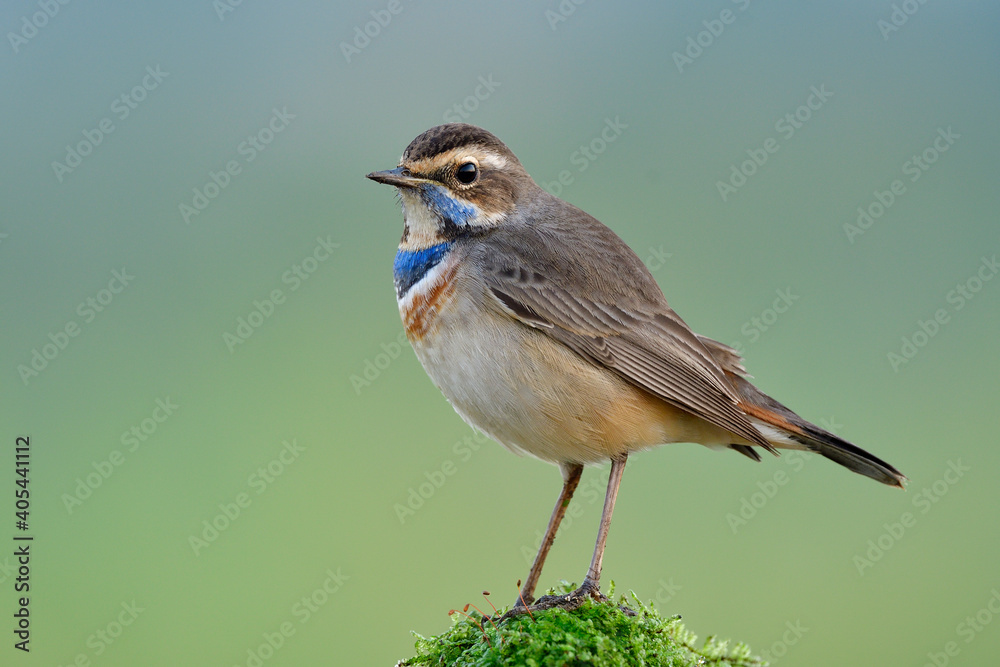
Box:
[498,579,635,623]
[533,577,606,607]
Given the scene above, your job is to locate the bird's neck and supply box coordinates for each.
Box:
[394,242,454,298]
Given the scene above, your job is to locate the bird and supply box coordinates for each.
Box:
[366,123,906,613]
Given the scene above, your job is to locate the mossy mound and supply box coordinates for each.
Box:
[397,582,763,666]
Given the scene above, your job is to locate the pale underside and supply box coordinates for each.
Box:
[398,254,796,465]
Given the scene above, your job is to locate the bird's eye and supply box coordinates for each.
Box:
[455,162,478,184]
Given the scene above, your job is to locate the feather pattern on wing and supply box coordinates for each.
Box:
[469,198,775,452]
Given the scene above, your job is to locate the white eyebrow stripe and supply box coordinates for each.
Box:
[407,148,511,174]
[476,151,509,170]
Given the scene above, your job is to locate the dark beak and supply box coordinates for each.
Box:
[365,166,425,189]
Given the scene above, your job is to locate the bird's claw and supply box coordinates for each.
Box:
[498,580,634,623]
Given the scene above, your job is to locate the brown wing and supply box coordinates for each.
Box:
[474,212,775,452]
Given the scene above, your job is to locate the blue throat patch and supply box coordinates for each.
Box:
[421,185,477,229]
[394,242,453,297]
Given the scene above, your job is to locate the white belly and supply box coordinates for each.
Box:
[399,264,722,464]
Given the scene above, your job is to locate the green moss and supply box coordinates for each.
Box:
[397,582,764,667]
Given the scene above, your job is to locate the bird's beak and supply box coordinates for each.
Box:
[365,166,425,189]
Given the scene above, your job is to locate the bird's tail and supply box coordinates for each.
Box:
[693,334,906,488]
[728,373,907,489]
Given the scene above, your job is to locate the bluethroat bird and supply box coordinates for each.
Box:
[367,124,905,612]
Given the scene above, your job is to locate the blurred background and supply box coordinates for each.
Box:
[3,1,998,664]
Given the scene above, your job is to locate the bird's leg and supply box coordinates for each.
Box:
[515,462,583,607]
[503,455,630,619]
[576,454,627,599]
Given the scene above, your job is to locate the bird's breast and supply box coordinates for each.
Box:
[395,246,460,342]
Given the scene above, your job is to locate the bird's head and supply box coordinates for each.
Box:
[367,124,535,248]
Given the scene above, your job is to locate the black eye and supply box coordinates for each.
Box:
[455,162,478,184]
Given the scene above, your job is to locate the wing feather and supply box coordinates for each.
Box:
[474,216,773,452]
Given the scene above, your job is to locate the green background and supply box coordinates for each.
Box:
[4,1,998,665]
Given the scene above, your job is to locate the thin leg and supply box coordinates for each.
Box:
[498,456,633,620]
[578,454,628,597]
[516,462,583,606]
